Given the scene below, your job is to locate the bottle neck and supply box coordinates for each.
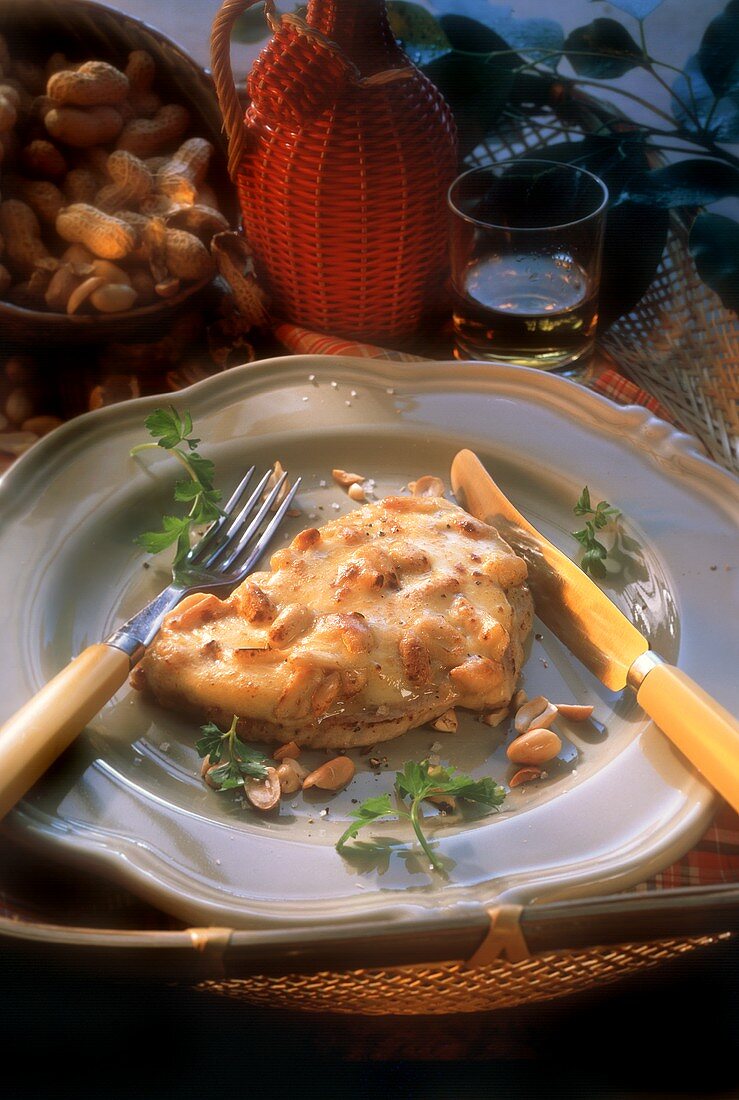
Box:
[305,0,402,73]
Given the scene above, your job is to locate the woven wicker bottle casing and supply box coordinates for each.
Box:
[212,0,458,342]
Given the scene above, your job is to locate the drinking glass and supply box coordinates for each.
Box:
[448,159,609,369]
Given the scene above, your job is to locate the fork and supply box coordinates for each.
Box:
[0,466,301,821]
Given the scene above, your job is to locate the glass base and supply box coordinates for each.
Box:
[453,338,595,372]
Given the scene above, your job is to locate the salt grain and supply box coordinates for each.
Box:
[302,396,309,402]
[319,479,327,487]
[350,389,357,397]
[308,374,316,383]
[386,387,395,394]
[331,381,338,389]
[331,502,341,510]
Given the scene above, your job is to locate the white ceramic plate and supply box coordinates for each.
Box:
[1,356,737,947]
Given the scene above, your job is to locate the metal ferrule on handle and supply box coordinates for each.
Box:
[105,583,186,664]
[626,650,665,690]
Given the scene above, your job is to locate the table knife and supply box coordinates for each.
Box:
[451,448,739,812]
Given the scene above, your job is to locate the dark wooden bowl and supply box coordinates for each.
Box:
[0,0,238,346]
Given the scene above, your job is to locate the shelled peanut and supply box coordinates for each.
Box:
[0,36,228,316]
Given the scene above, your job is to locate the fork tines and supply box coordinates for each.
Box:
[187,466,301,578]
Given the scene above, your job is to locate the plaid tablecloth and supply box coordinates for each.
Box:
[1,327,737,929]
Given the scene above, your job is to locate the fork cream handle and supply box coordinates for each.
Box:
[637,662,739,813]
[0,644,130,821]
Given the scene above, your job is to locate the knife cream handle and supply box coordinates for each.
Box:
[637,662,739,813]
[0,644,130,821]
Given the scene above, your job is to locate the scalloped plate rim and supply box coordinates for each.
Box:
[1,355,736,942]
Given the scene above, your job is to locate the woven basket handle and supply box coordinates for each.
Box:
[211,0,278,180]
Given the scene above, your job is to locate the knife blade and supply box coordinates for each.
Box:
[451,449,647,691]
[451,448,739,812]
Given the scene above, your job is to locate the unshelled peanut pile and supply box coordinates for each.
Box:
[0,39,229,315]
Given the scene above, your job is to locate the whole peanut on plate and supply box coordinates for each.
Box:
[0,42,228,316]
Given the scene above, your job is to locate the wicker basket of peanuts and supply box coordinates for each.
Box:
[0,0,237,344]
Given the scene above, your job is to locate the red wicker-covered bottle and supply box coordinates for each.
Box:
[211,0,458,342]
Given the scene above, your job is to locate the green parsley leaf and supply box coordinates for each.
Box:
[395,758,428,800]
[144,407,188,450]
[582,549,607,578]
[196,715,271,791]
[196,722,225,762]
[218,773,247,791]
[572,487,621,578]
[336,794,394,850]
[132,408,224,567]
[573,485,592,515]
[336,760,505,873]
[188,452,216,490]
[134,514,190,555]
[437,774,506,809]
[173,478,203,503]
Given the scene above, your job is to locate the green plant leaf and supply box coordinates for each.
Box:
[564,19,643,78]
[689,211,739,312]
[697,0,739,97]
[144,406,187,450]
[336,794,394,850]
[520,136,668,325]
[437,13,514,54]
[582,550,607,578]
[395,758,428,800]
[422,49,515,156]
[621,159,739,207]
[388,1,450,63]
[574,485,592,514]
[672,54,739,142]
[173,478,202,503]
[188,453,216,491]
[232,2,273,44]
[592,0,665,18]
[442,774,506,808]
[134,514,190,555]
[480,10,564,69]
[196,723,224,762]
[599,199,669,326]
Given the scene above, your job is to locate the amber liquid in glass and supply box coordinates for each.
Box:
[452,252,599,368]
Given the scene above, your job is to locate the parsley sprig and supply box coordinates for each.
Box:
[196,714,271,791]
[336,760,505,873]
[131,407,223,566]
[572,486,621,579]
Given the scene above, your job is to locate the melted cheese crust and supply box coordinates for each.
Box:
[132,496,533,747]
